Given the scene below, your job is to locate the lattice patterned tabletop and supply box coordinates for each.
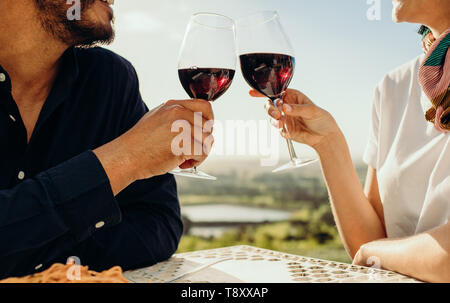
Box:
[124,245,420,283]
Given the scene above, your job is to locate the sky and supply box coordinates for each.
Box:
[105,0,422,164]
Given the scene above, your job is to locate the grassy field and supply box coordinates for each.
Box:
[176,205,352,263]
[177,227,351,264]
[174,159,365,264]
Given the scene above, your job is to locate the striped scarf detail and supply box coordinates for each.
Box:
[418,28,450,133]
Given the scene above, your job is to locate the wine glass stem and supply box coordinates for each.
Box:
[274,98,298,162]
[285,138,298,162]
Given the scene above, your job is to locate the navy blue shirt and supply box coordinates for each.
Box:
[0,47,183,279]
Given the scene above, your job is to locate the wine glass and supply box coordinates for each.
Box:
[236,11,318,173]
[171,13,237,180]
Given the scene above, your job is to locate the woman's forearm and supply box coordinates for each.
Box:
[257,89,386,257]
[314,131,386,257]
[355,223,450,282]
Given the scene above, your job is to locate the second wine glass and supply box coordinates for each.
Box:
[172,13,237,180]
[236,11,318,173]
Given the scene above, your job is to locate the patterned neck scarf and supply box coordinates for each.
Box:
[418,28,450,133]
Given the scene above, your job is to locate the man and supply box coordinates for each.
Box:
[0,0,213,279]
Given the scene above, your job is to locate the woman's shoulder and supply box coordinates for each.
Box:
[372,54,425,113]
[370,55,426,133]
[378,55,425,91]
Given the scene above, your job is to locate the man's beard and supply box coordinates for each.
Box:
[35,0,115,48]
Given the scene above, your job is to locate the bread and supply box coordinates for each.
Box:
[0,263,129,283]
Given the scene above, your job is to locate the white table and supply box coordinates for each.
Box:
[124,245,420,283]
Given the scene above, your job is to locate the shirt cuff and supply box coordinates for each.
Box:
[41,150,122,242]
[363,139,378,169]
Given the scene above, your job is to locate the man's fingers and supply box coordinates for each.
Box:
[179,159,198,169]
[179,140,207,168]
[172,121,213,156]
[166,105,211,129]
[165,99,214,120]
[191,124,212,145]
[180,138,210,168]
[249,89,266,98]
[282,103,319,120]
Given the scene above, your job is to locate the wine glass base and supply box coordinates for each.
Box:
[272,158,319,173]
[170,168,217,180]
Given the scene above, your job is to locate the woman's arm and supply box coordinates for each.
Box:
[353,223,450,283]
[253,88,449,281]
[252,89,387,257]
[314,131,387,257]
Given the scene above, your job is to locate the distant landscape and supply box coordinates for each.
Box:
[175,158,367,264]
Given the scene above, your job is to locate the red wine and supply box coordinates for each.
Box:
[178,68,235,101]
[240,53,295,100]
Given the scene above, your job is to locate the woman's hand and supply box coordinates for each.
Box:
[250,89,340,151]
[352,242,378,268]
[352,224,450,283]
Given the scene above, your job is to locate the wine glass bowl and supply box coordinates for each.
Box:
[239,53,295,101]
[178,68,235,101]
[178,13,236,77]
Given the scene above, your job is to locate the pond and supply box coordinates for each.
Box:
[181,203,292,237]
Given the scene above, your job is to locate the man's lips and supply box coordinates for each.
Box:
[99,0,115,5]
[97,0,114,16]
[96,0,114,10]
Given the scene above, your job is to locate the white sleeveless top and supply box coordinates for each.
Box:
[363,55,450,238]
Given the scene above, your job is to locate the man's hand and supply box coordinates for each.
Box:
[94,99,214,195]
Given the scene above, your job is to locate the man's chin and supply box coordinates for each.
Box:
[76,32,115,48]
[70,20,115,47]
[392,10,401,23]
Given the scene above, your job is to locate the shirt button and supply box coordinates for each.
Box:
[35,264,43,271]
[95,221,105,229]
[0,73,6,82]
[9,115,16,122]
[18,171,25,180]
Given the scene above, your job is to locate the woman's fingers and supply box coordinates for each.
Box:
[249,89,265,98]
[265,100,282,119]
[284,89,314,106]
[267,99,320,123]
[250,88,314,108]
[282,103,319,120]
[270,117,283,129]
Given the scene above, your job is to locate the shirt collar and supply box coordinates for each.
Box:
[0,46,79,93]
[60,47,80,88]
[31,47,80,132]
[0,47,81,141]
[44,46,80,107]
[0,65,12,92]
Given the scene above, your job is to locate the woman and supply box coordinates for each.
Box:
[252,0,449,282]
